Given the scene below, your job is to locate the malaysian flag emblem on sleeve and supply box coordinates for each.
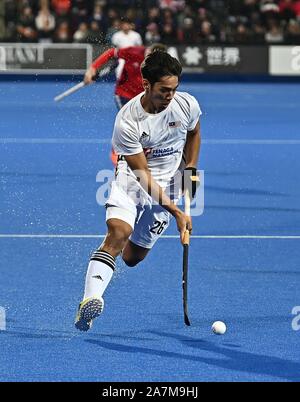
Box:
[169,121,181,128]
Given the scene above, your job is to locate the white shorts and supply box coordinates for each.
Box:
[106,181,171,249]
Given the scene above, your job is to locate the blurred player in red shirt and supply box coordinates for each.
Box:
[84,43,167,164]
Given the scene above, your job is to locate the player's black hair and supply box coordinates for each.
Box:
[149,43,167,53]
[141,51,182,86]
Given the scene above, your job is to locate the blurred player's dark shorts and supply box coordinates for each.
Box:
[114,95,131,110]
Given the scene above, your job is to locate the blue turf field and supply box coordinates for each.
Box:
[0,80,300,382]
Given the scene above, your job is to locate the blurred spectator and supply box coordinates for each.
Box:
[16,6,38,42]
[91,2,108,32]
[145,22,161,45]
[294,1,300,18]
[86,20,105,44]
[159,0,186,12]
[4,0,17,22]
[279,0,296,21]
[198,20,216,43]
[124,8,144,33]
[105,18,120,44]
[0,0,5,40]
[145,6,161,40]
[106,8,119,27]
[265,19,284,42]
[161,22,178,44]
[35,2,56,42]
[260,0,280,14]
[146,7,161,26]
[252,21,266,43]
[260,0,280,25]
[3,0,17,41]
[177,4,195,26]
[162,7,177,25]
[240,0,260,19]
[2,0,300,45]
[160,8,178,44]
[178,17,198,44]
[17,1,38,14]
[54,20,71,42]
[73,21,89,42]
[72,0,92,24]
[196,7,213,26]
[111,18,142,48]
[51,0,71,17]
[234,22,252,43]
[285,18,300,42]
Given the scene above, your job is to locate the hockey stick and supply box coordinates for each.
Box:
[54,81,86,102]
[54,66,111,102]
[182,189,191,326]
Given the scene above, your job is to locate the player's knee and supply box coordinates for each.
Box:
[122,249,146,267]
[109,229,130,249]
[106,220,132,252]
[122,256,143,267]
[122,240,149,267]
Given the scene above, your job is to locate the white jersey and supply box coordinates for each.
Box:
[112,91,201,203]
[111,30,143,48]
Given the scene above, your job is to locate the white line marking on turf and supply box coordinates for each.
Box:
[1,138,300,145]
[203,140,300,145]
[0,234,300,239]
[0,138,109,144]
[0,307,6,331]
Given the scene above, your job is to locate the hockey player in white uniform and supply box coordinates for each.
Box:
[75,51,202,331]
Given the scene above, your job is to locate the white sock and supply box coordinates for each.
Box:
[83,250,115,300]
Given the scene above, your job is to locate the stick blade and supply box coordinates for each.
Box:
[184,312,191,326]
[182,243,191,326]
[54,95,63,102]
[53,81,85,103]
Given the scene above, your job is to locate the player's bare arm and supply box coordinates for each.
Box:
[84,48,116,84]
[184,121,201,168]
[182,121,201,202]
[124,152,192,244]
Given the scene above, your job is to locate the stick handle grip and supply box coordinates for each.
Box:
[183,230,190,246]
[183,188,191,245]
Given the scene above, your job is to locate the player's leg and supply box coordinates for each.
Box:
[75,183,137,331]
[83,218,132,298]
[122,205,171,267]
[122,240,150,267]
[75,218,133,331]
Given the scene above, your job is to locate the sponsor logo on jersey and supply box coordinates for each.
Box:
[152,147,178,158]
[169,121,181,128]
